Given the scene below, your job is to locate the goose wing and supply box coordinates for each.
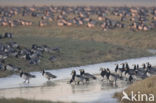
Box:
[24,72,36,78]
[84,73,96,79]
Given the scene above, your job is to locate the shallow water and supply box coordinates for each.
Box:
[1,55,156,89]
[0,55,156,102]
[0,79,126,103]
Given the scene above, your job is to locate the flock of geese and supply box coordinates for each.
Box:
[11,62,154,85]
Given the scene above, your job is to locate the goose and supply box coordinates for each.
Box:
[100,68,107,80]
[70,70,88,85]
[115,64,123,78]
[79,69,96,80]
[122,68,133,82]
[143,69,151,78]
[125,62,130,70]
[121,63,125,69]
[20,71,36,83]
[132,64,137,70]
[142,63,146,70]
[42,69,57,80]
[131,64,139,74]
[146,62,152,70]
[4,64,21,72]
[106,68,117,85]
[136,64,139,69]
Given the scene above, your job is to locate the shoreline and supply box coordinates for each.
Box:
[0,55,156,102]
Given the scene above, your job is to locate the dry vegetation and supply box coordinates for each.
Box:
[114,76,156,103]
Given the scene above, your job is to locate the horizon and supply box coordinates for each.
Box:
[0,0,156,7]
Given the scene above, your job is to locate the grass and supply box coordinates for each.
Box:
[0,35,151,77]
[0,98,63,103]
[1,24,156,49]
[0,17,156,77]
[0,25,154,77]
[114,76,156,103]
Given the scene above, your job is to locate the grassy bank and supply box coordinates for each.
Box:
[114,76,156,103]
[0,25,154,77]
[1,25,156,49]
[0,98,63,103]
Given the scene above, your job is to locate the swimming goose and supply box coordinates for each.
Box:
[79,69,96,80]
[106,68,117,85]
[20,71,36,83]
[70,70,88,85]
[42,69,57,80]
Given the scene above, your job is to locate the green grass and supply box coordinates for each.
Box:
[0,98,63,103]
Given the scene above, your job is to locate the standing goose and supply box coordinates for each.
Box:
[142,63,146,70]
[106,68,117,85]
[100,68,107,80]
[132,64,138,75]
[70,70,87,85]
[115,64,123,78]
[125,62,130,70]
[143,69,151,78]
[20,71,36,83]
[146,62,152,70]
[123,68,133,82]
[79,69,96,80]
[42,69,57,80]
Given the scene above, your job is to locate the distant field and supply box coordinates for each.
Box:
[0,0,155,7]
[0,24,154,77]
